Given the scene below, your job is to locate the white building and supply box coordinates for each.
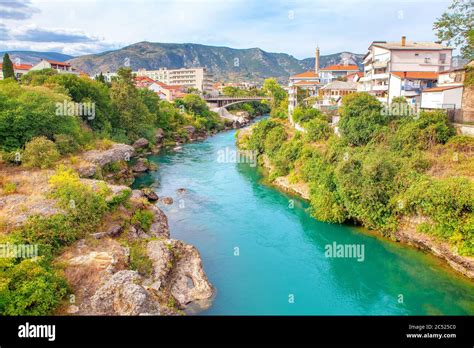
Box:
[93,71,118,82]
[134,67,213,92]
[360,36,453,104]
[317,80,358,107]
[29,59,79,75]
[319,65,360,84]
[421,85,463,109]
[288,47,323,116]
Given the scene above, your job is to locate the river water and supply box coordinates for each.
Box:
[133,123,474,315]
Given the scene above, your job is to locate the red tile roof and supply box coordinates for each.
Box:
[423,85,463,92]
[391,71,438,80]
[320,65,359,71]
[294,80,320,86]
[46,59,71,67]
[0,63,33,70]
[290,71,319,79]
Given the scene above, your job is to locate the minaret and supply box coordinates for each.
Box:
[315,46,320,75]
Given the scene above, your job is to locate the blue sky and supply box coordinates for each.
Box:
[0,0,454,58]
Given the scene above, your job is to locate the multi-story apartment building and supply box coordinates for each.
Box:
[134,67,213,92]
[359,36,453,104]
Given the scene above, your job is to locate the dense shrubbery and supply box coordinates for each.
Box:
[0,80,83,152]
[22,137,60,169]
[338,92,385,146]
[243,92,473,255]
[0,67,230,160]
[304,118,332,142]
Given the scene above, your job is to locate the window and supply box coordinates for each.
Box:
[440,53,446,64]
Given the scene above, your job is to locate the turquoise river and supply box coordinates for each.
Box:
[133,121,474,315]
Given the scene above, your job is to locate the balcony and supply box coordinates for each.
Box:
[372,85,388,91]
[372,73,389,80]
[373,60,389,69]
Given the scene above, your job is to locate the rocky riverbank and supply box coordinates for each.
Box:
[0,138,215,315]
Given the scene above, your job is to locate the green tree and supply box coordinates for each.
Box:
[2,53,16,80]
[263,78,287,109]
[338,92,385,146]
[433,0,474,60]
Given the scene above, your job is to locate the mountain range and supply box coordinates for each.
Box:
[1,42,364,83]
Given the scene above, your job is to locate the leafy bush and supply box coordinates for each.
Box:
[292,107,324,124]
[131,209,154,232]
[54,134,79,155]
[273,136,304,176]
[390,110,455,152]
[22,136,60,169]
[263,125,287,158]
[129,242,153,277]
[247,119,280,154]
[403,175,473,255]
[0,80,83,152]
[338,92,385,146]
[0,258,68,315]
[304,118,332,142]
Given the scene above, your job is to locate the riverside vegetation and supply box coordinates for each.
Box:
[238,92,474,262]
[1,66,275,315]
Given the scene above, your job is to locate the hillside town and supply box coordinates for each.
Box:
[1,35,472,135]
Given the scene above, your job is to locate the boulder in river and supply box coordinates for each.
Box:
[160,196,173,205]
[133,138,149,149]
[132,158,149,173]
[142,188,159,201]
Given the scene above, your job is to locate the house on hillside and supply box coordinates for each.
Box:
[133,76,185,102]
[317,80,358,107]
[359,36,453,104]
[134,76,168,100]
[0,62,33,80]
[30,59,79,75]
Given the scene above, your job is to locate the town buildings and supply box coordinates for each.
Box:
[134,67,213,92]
[319,64,359,84]
[359,36,453,104]
[317,80,358,107]
[133,76,186,102]
[288,47,322,115]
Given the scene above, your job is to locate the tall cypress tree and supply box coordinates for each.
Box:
[2,53,16,80]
